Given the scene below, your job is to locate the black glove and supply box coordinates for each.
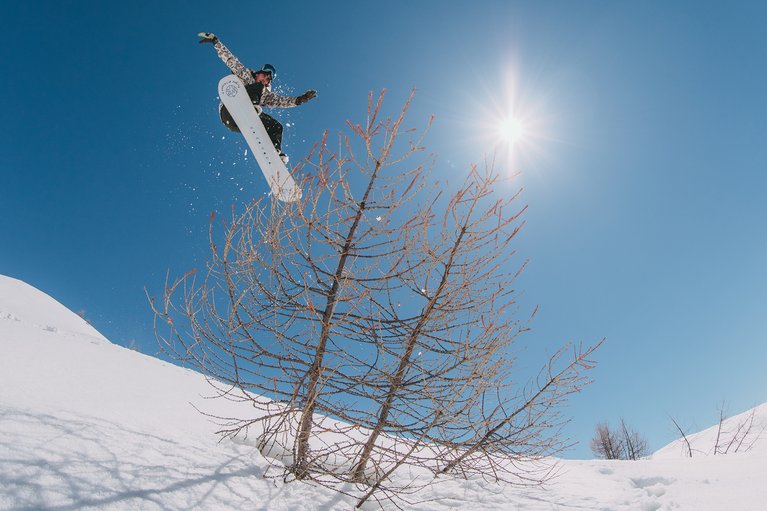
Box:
[197,32,218,44]
[296,90,317,105]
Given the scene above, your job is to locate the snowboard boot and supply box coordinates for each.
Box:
[219,104,241,133]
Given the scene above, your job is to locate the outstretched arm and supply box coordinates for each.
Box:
[198,32,255,85]
[261,89,318,109]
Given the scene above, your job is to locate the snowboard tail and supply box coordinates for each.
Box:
[217,75,302,202]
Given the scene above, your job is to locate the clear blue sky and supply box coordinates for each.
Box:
[3,1,766,458]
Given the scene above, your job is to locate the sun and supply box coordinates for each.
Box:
[463,64,550,169]
[496,114,529,149]
[481,106,537,166]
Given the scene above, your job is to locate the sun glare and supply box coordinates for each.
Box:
[464,64,550,170]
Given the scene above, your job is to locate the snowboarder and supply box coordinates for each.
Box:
[198,32,317,164]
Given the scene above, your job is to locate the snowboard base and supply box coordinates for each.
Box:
[218,75,302,202]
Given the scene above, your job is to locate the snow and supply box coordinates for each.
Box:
[1,273,766,510]
[654,403,767,459]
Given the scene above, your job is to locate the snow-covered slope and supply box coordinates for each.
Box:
[654,403,767,459]
[1,274,766,510]
[0,275,106,341]
[0,275,340,510]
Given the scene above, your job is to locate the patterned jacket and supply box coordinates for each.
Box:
[213,39,300,109]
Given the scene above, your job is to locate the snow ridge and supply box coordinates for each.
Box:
[0,275,106,342]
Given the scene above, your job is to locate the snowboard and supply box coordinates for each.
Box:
[217,75,302,202]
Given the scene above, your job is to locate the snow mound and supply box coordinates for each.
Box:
[654,403,767,459]
[0,274,106,341]
[0,275,347,510]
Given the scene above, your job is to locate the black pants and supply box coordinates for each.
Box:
[219,104,284,152]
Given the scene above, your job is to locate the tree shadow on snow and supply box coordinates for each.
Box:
[0,405,324,511]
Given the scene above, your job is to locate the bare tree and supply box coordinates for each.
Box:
[590,418,647,460]
[669,415,693,457]
[590,422,623,460]
[713,403,763,455]
[620,418,649,460]
[713,403,727,455]
[151,90,602,507]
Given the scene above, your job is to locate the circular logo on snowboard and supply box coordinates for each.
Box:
[223,82,239,97]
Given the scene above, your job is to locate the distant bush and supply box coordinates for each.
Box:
[590,418,648,460]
